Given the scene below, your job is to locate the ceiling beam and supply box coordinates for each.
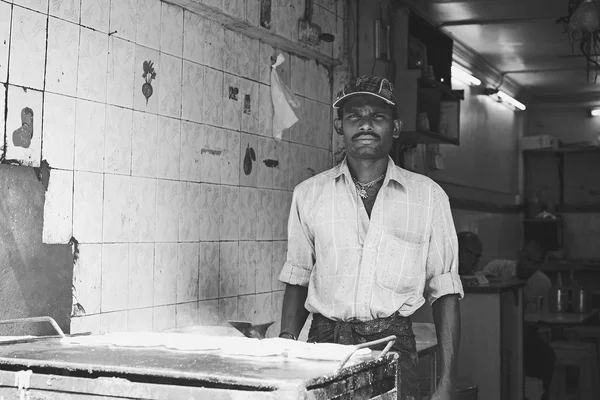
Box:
[501,67,589,74]
[439,16,560,27]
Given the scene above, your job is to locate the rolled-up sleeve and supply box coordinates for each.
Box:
[424,188,464,304]
[278,187,315,287]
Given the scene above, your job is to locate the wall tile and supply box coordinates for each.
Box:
[72,244,102,315]
[181,61,204,123]
[158,53,182,118]
[101,243,129,312]
[70,314,101,335]
[128,243,154,309]
[305,60,319,101]
[220,185,240,241]
[255,241,271,292]
[42,169,73,242]
[102,174,131,243]
[133,45,160,113]
[317,63,330,103]
[100,311,128,333]
[109,0,137,42]
[179,182,202,241]
[271,190,286,241]
[199,125,222,184]
[182,11,204,65]
[220,129,240,186]
[255,292,271,323]
[73,171,104,243]
[198,299,219,325]
[272,140,289,190]
[136,0,161,50]
[246,0,260,26]
[202,67,223,127]
[218,296,238,323]
[128,307,153,331]
[0,86,4,150]
[219,241,239,297]
[199,183,221,241]
[238,241,256,295]
[160,2,183,57]
[131,111,158,178]
[239,36,259,81]
[177,243,199,302]
[271,241,287,291]
[223,30,241,76]
[256,136,274,188]
[271,290,284,326]
[258,83,273,138]
[241,79,258,134]
[42,92,75,170]
[107,37,135,109]
[199,242,219,299]
[157,116,181,180]
[176,302,198,328]
[77,27,108,103]
[239,187,257,241]
[153,304,176,331]
[334,16,343,60]
[239,133,258,187]
[104,105,132,175]
[46,17,79,96]
[14,0,48,13]
[258,42,275,85]
[49,0,79,23]
[81,0,109,32]
[154,243,178,306]
[155,179,180,242]
[290,55,305,97]
[222,0,244,19]
[179,120,202,182]
[256,189,273,240]
[238,294,256,322]
[130,177,156,242]
[0,2,10,84]
[5,85,41,167]
[223,74,242,131]
[9,7,46,89]
[202,19,224,70]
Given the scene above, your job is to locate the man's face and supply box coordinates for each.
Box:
[334,95,401,161]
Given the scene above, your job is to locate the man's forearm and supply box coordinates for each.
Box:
[280,284,310,338]
[432,294,461,392]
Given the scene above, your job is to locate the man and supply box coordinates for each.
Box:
[457,231,482,276]
[278,75,463,400]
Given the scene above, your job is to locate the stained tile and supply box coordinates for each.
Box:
[223,74,242,131]
[154,243,178,306]
[128,308,153,331]
[238,294,256,322]
[133,45,160,113]
[223,30,241,76]
[256,189,273,241]
[199,242,219,299]
[290,96,306,144]
[72,244,102,315]
[255,292,272,323]
[153,305,176,331]
[290,55,306,97]
[181,61,204,123]
[42,93,75,170]
[272,140,289,190]
[179,182,202,241]
[158,53,182,118]
[239,133,258,187]
[246,0,260,26]
[220,129,240,186]
[255,241,271,292]
[256,136,275,188]
[179,121,202,182]
[160,2,184,57]
[14,0,48,13]
[81,0,109,32]
[239,187,257,241]
[258,42,275,85]
[45,17,79,96]
[199,125,222,184]
[0,2,10,84]
[241,79,258,134]
[220,185,240,241]
[102,174,131,243]
[218,297,238,323]
[104,105,132,175]
[317,63,331,103]
[42,168,73,244]
[182,11,204,65]
[101,243,129,312]
[258,83,273,138]
[202,67,223,127]
[155,179,180,242]
[9,7,46,90]
[198,299,219,325]
[49,0,79,23]
[271,191,286,241]
[109,0,137,42]
[222,0,244,19]
[136,0,161,50]
[305,59,319,101]
[177,243,199,303]
[202,19,224,70]
[100,311,128,333]
[239,35,259,81]
[5,85,42,167]
[334,17,343,60]
[128,243,154,309]
[199,183,221,241]
[157,116,181,180]
[131,111,158,178]
[238,241,256,295]
[176,302,198,328]
[130,177,156,242]
[73,171,104,243]
[107,37,135,109]
[219,241,239,297]
[77,27,108,103]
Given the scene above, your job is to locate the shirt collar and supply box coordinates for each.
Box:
[326,156,408,187]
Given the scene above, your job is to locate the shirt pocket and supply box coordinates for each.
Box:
[375,233,426,294]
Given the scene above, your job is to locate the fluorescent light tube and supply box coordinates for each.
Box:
[591,108,600,116]
[497,90,526,111]
[451,63,481,86]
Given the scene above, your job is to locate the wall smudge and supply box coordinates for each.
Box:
[263,159,279,168]
[12,107,34,148]
[201,148,223,156]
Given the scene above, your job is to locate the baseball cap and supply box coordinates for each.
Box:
[333,75,396,108]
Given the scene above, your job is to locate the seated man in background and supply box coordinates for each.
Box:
[458,235,555,400]
[457,231,482,276]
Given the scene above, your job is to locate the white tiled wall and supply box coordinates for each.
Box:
[0,0,340,336]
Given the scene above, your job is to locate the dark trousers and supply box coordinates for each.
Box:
[524,327,556,400]
[308,313,420,400]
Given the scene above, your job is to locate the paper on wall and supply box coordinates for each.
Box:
[270,54,300,141]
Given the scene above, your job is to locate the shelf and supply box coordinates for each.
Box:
[523,146,600,154]
[418,79,464,100]
[399,129,459,145]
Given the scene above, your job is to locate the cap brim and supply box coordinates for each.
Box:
[332,92,396,108]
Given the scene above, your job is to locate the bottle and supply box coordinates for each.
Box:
[548,273,568,313]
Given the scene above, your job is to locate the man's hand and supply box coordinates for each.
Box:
[430,385,453,400]
[280,284,309,339]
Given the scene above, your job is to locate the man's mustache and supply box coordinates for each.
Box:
[351,132,380,140]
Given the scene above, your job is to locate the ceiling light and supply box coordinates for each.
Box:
[451,63,481,86]
[483,88,526,111]
[590,108,600,116]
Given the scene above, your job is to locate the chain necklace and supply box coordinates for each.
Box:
[352,173,386,199]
